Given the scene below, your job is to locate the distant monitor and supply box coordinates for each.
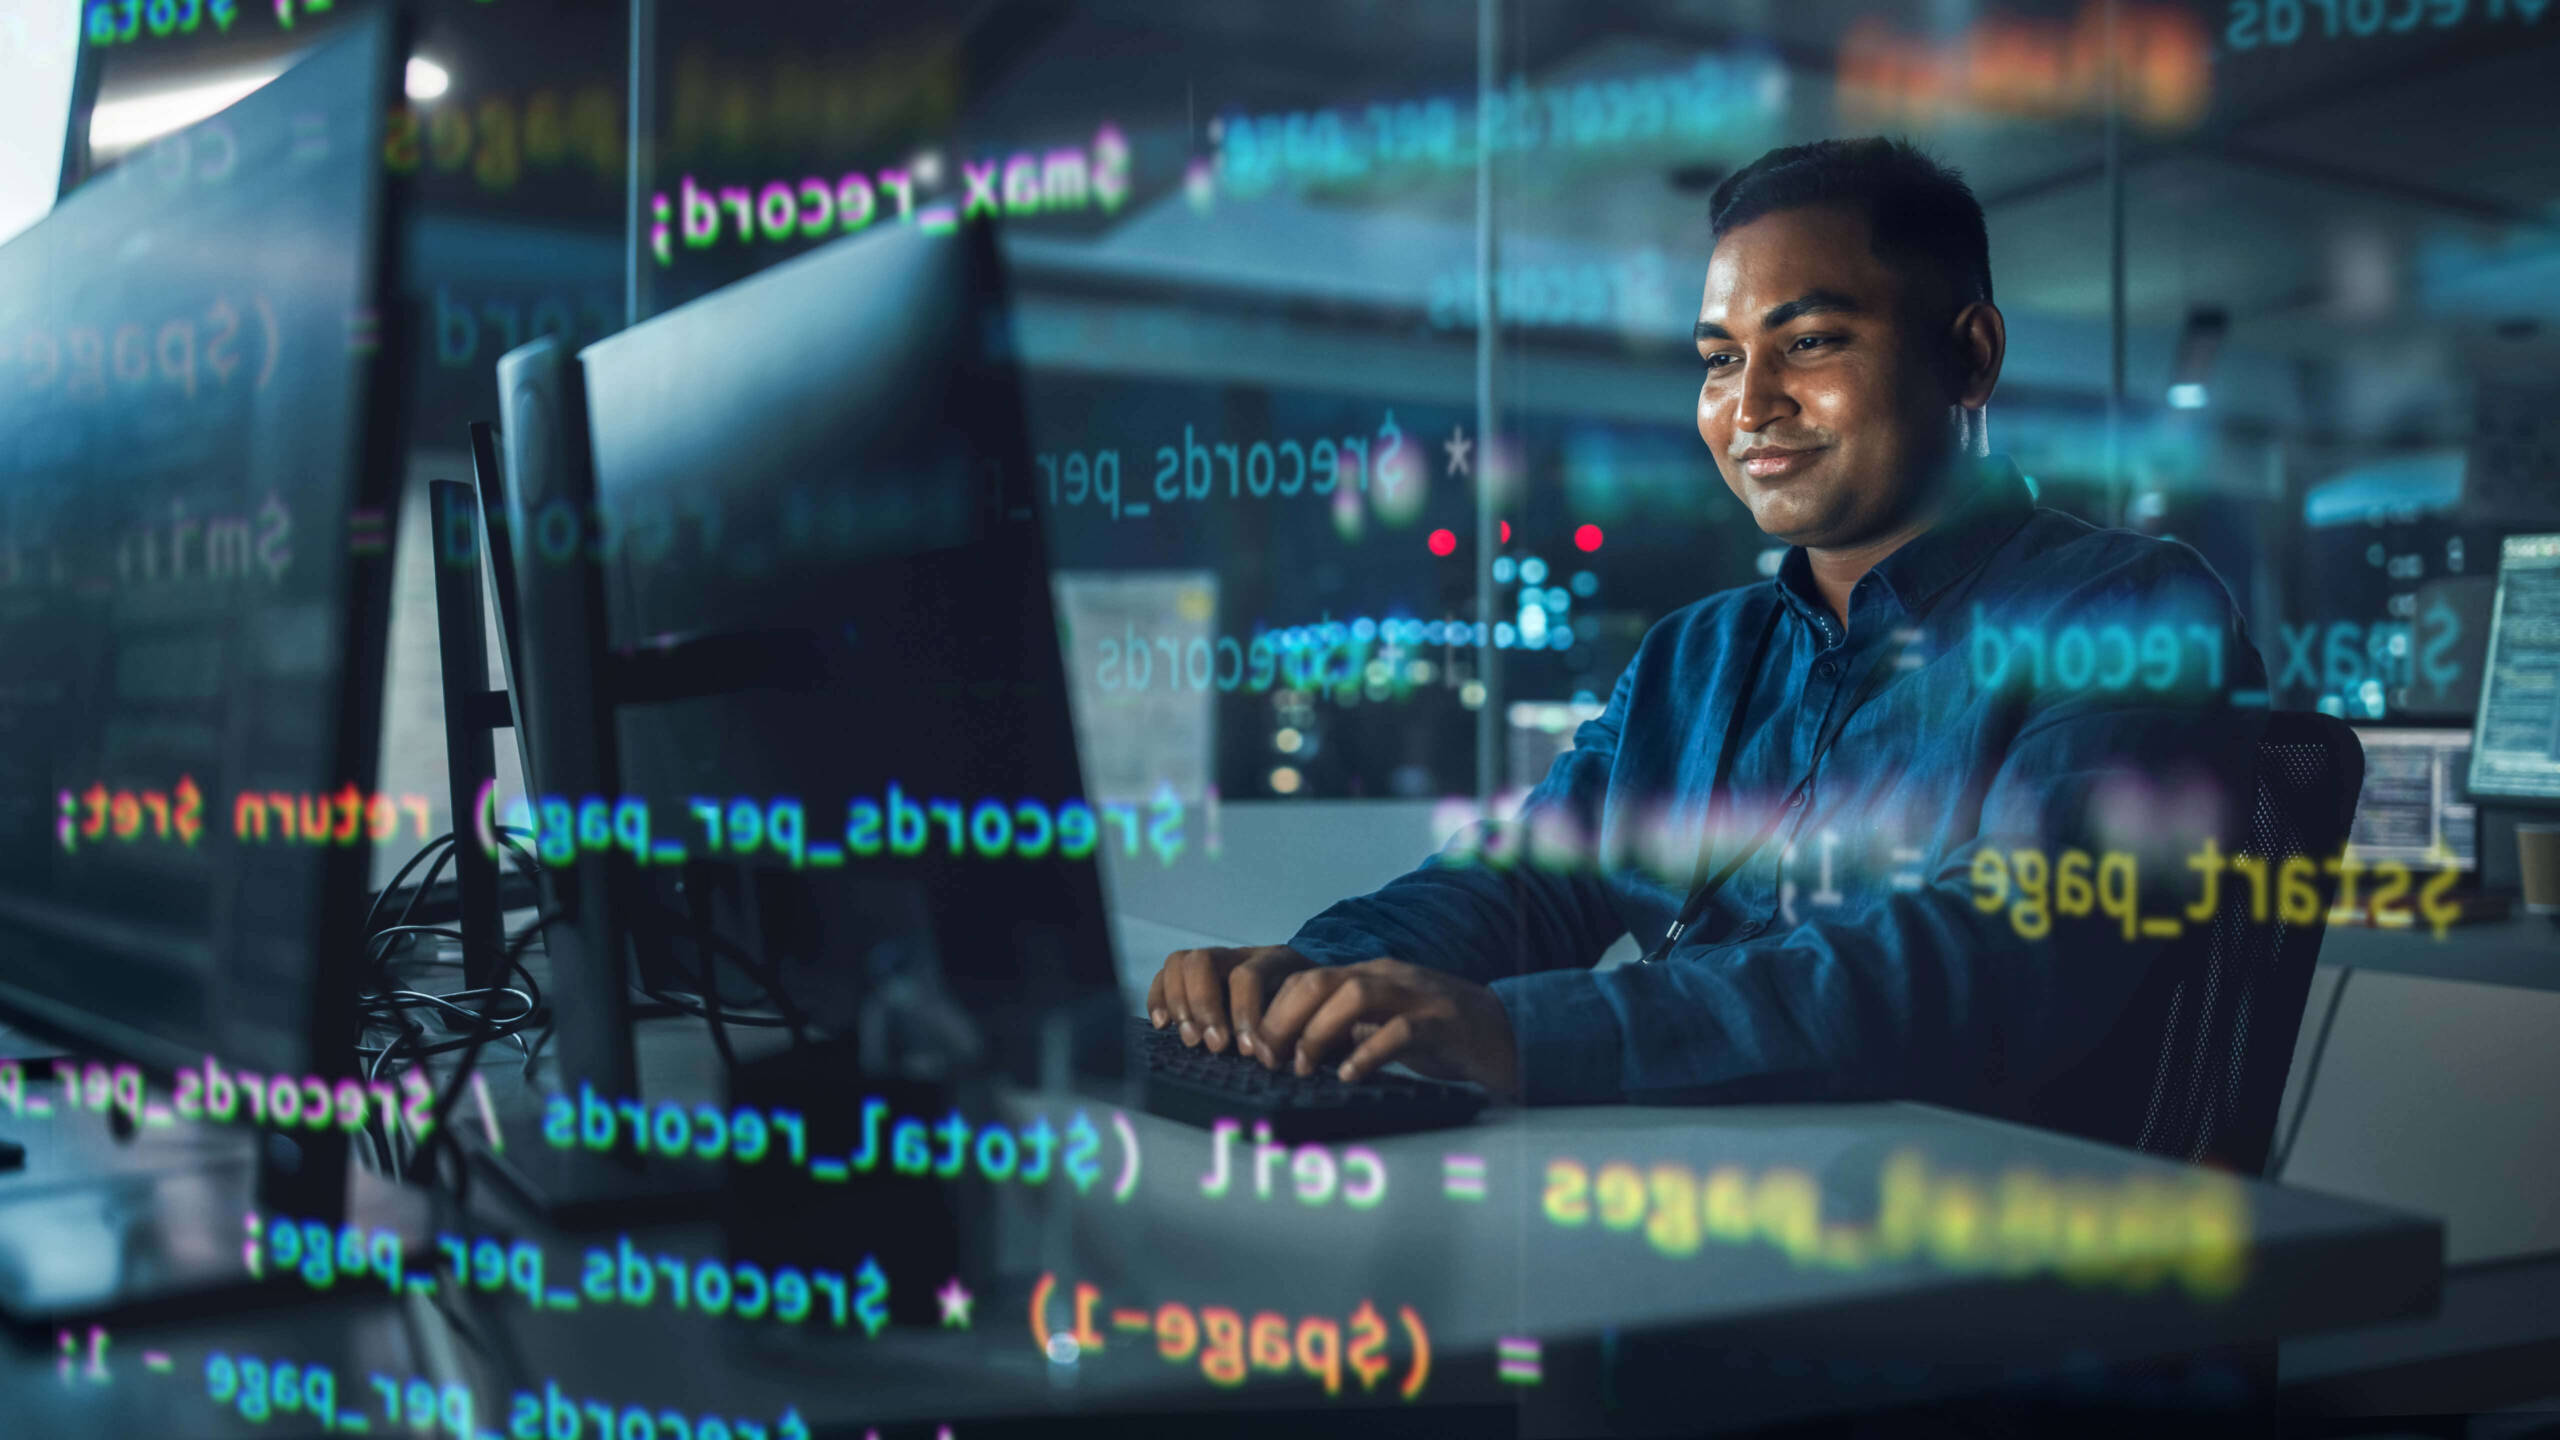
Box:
[2348,728,2476,871]
[2392,574,2495,722]
[2467,534,2560,801]
[0,10,406,1315]
[573,220,1124,1087]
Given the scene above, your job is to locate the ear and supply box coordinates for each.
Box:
[1949,301,2005,410]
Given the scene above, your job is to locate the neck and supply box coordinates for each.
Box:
[1802,457,1968,627]
[1804,523,1929,628]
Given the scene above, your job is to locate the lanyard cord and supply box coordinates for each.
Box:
[1638,600,1904,965]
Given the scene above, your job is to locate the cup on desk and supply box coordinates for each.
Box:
[2517,823,2560,916]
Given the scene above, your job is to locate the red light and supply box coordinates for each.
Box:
[1499,520,1512,543]
[1427,528,1457,557]
[1574,524,1603,552]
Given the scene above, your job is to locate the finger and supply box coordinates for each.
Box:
[1146,967,1168,1028]
[1337,1014,1417,1084]
[1163,950,1203,1043]
[1160,951,1202,1040]
[1291,975,1377,1076]
[1253,967,1342,1067]
[1179,950,1233,1051]
[1228,963,1272,1060]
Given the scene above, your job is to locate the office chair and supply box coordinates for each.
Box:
[2128,710,2364,1177]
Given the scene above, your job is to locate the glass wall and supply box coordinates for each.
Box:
[30,0,2560,1426]
[75,0,2558,889]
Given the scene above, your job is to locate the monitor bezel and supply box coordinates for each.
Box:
[2465,534,2560,806]
[2346,725,2478,872]
[0,9,412,1100]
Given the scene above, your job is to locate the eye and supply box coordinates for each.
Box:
[1791,334,1833,352]
[1701,352,1738,372]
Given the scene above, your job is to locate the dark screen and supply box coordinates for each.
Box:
[0,17,391,1075]
[576,222,1120,1081]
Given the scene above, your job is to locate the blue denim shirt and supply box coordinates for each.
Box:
[1290,457,2269,1119]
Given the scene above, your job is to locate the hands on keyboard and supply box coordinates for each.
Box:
[1129,1016,1487,1142]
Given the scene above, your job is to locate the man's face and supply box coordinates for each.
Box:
[1694,203,1955,549]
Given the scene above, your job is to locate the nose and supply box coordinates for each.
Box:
[1731,352,1799,438]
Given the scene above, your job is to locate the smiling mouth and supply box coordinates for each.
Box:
[1738,447,1825,479]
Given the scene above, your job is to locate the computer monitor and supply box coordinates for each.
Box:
[465,421,541,801]
[2467,533,2560,802]
[0,10,408,1315]
[571,219,1124,1088]
[2347,728,2477,871]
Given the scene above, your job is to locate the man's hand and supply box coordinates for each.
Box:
[1252,958,1519,1101]
[1147,946,1317,1056]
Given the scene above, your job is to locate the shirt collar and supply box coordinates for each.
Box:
[1770,454,2035,629]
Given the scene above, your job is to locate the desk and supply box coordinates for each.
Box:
[1028,1100,2442,1434]
[4,1067,2443,1439]
[2319,915,2560,993]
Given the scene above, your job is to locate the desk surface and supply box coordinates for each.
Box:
[2318,914,2560,992]
[1035,1098,2439,1433]
[5,1060,2443,1439]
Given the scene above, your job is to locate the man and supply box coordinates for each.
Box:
[1146,138,2266,1141]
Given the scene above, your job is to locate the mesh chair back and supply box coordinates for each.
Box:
[2130,711,2362,1175]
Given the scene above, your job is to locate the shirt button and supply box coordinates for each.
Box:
[1815,657,1840,680]
[1786,792,1808,810]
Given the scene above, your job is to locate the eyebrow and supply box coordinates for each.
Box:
[1694,289,1867,343]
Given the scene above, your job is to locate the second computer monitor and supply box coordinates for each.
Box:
[572,221,1120,1085]
[2349,728,2477,872]
[2468,534,2560,803]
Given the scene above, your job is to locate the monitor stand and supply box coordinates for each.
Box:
[0,1100,430,1327]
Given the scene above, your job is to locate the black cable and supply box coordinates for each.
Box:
[367,924,467,960]
[371,989,538,1043]
[361,834,457,941]
[355,898,553,1183]
[366,934,547,1024]
[2271,966,2353,1178]
[631,992,795,1027]
[366,948,545,1024]
[357,1030,534,1064]
[359,936,540,1029]
[364,1014,412,1184]
[644,902,784,1007]
[364,847,457,993]
[358,825,535,963]
[632,888,796,1067]
[401,911,561,1200]
[390,844,455,941]
[517,1020,554,1076]
[496,826,543,877]
[693,941,742,1072]
[637,892,808,1027]
[369,826,536,974]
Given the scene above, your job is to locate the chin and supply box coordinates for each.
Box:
[1748,494,1844,546]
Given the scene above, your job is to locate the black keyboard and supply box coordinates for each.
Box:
[1128,1016,1487,1142]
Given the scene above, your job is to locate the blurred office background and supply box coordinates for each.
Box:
[16,0,2559,1416]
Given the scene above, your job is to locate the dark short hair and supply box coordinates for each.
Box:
[1708,137,1993,313]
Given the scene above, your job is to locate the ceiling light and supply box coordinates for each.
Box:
[406,57,449,102]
